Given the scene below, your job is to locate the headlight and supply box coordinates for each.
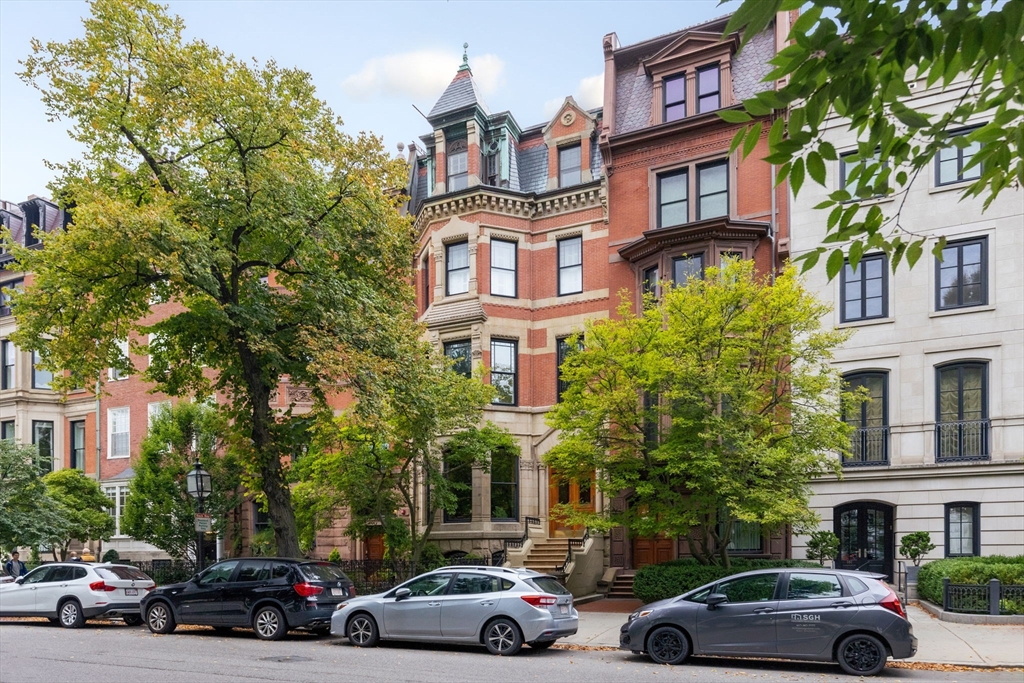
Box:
[627,609,654,623]
[335,603,348,611]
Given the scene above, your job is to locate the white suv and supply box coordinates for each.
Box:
[0,563,155,628]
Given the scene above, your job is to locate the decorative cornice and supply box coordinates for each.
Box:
[414,182,604,235]
[618,216,770,262]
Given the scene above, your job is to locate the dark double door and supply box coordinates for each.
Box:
[834,502,893,580]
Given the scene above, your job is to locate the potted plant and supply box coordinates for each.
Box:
[899,531,936,584]
[805,530,840,567]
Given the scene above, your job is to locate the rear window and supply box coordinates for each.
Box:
[526,577,570,595]
[300,563,350,583]
[96,566,151,581]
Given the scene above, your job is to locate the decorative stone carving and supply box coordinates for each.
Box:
[561,110,576,126]
[287,384,314,404]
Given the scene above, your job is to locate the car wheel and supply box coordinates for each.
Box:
[253,606,286,641]
[484,618,522,656]
[122,615,143,627]
[530,640,556,650]
[646,626,690,665]
[837,633,888,676]
[146,603,177,634]
[58,599,85,629]
[346,613,379,647]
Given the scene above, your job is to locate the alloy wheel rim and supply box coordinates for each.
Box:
[488,623,514,652]
[149,606,167,630]
[843,639,881,671]
[60,603,78,625]
[350,617,372,644]
[256,610,279,637]
[651,631,683,661]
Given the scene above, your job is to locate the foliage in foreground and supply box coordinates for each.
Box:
[723,0,1024,277]
[633,558,821,604]
[121,402,242,561]
[42,469,114,561]
[546,261,853,568]
[0,440,69,553]
[9,0,415,557]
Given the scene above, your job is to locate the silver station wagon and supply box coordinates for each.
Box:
[620,568,916,676]
[330,566,578,655]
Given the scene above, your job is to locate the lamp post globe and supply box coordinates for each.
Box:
[186,461,213,572]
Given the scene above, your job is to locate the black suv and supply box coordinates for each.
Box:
[141,558,354,640]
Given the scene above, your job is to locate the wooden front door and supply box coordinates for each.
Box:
[548,471,595,537]
[364,533,385,561]
[632,536,674,568]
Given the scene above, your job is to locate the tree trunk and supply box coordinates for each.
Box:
[238,343,301,558]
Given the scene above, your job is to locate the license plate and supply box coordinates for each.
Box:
[559,604,568,615]
[331,588,345,596]
[124,588,138,596]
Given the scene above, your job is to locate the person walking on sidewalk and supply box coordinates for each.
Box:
[5,551,28,577]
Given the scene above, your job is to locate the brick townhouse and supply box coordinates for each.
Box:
[406,13,798,593]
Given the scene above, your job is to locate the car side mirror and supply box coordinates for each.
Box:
[705,593,728,609]
[14,577,24,585]
[394,587,411,601]
[191,574,201,584]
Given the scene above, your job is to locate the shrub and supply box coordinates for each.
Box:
[917,556,1024,608]
[418,544,446,571]
[899,532,936,566]
[327,548,341,564]
[250,529,276,557]
[805,531,840,566]
[632,558,821,604]
[102,549,120,563]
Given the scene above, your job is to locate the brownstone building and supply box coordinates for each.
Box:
[407,13,796,593]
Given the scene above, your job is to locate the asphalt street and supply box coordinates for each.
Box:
[0,620,1019,683]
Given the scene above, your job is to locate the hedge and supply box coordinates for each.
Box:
[917,556,1024,610]
[632,558,820,604]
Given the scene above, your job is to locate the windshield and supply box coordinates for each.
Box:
[300,563,350,583]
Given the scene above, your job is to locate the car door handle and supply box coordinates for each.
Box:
[428,601,442,607]
[479,601,495,606]
[831,601,854,608]
[753,607,774,614]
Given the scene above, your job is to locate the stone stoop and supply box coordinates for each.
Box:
[607,570,636,599]
[523,539,571,575]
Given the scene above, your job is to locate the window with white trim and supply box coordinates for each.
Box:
[490,239,517,298]
[108,407,130,458]
[32,350,52,390]
[446,241,469,296]
[148,400,171,428]
[557,237,583,295]
[104,484,129,536]
[109,339,130,381]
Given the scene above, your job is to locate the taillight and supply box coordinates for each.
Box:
[88,581,117,592]
[520,594,558,607]
[145,585,157,592]
[879,584,906,618]
[293,582,324,597]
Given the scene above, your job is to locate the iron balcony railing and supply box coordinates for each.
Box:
[844,426,890,467]
[935,419,990,462]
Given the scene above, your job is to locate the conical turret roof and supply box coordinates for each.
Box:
[427,44,489,120]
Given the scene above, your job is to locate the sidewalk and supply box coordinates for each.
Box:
[563,601,1024,667]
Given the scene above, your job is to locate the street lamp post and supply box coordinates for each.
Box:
[186,461,212,573]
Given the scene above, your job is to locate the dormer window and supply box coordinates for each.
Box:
[664,74,686,122]
[559,145,582,187]
[696,64,721,113]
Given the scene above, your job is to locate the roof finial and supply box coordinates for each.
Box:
[459,42,471,72]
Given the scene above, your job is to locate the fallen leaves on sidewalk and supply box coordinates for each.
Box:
[889,662,1024,672]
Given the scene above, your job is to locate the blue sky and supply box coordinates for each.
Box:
[0,0,739,201]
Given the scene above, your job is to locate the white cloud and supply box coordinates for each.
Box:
[542,73,605,117]
[342,49,505,102]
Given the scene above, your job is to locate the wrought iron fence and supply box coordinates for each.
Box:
[335,556,493,596]
[935,420,990,461]
[943,578,1024,615]
[845,426,889,466]
[126,560,196,586]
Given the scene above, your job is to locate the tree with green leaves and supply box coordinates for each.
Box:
[294,336,512,574]
[546,260,854,568]
[0,439,70,554]
[42,469,114,561]
[9,0,415,557]
[806,530,841,567]
[722,0,1023,277]
[121,401,242,561]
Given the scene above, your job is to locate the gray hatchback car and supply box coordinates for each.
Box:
[330,566,578,655]
[620,568,916,676]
